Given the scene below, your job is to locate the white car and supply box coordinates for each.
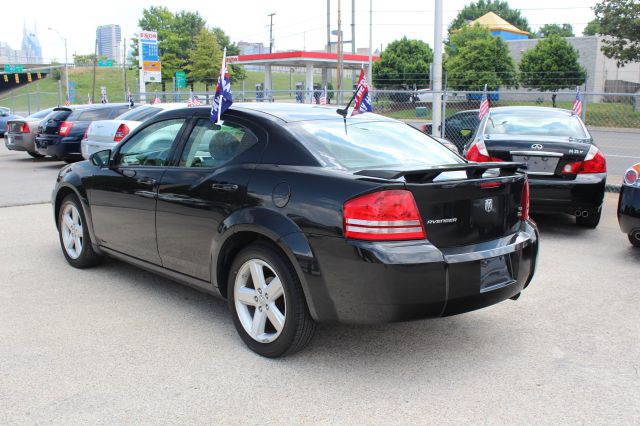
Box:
[81,103,186,159]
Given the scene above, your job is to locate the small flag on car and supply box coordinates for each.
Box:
[478,84,490,120]
[64,94,70,106]
[211,47,233,124]
[319,86,327,105]
[572,87,582,117]
[187,91,202,107]
[350,65,373,117]
[152,91,161,104]
[128,89,135,108]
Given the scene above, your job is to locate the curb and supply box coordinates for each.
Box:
[605,184,621,193]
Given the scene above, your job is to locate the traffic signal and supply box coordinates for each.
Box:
[3,74,7,83]
[27,73,32,82]
[14,74,19,84]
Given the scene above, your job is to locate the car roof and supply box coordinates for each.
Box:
[53,103,130,112]
[489,106,576,116]
[187,102,397,124]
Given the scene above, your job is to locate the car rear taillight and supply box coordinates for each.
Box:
[113,123,129,142]
[82,128,89,140]
[561,146,606,174]
[343,190,426,241]
[519,178,530,221]
[59,121,73,137]
[19,123,30,133]
[624,164,640,186]
[465,140,502,162]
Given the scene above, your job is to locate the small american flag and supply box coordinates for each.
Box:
[310,91,316,104]
[478,84,490,120]
[572,87,582,117]
[64,94,70,106]
[319,86,327,105]
[152,91,161,104]
[187,91,202,107]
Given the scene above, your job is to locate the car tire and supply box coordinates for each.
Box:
[57,194,102,268]
[227,242,315,357]
[27,151,44,158]
[628,231,640,247]
[576,205,602,228]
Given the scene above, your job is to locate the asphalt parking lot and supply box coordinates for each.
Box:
[1,149,639,423]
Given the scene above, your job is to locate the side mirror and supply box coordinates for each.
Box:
[90,149,112,168]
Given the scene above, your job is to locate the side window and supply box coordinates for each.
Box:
[110,106,132,118]
[116,119,186,167]
[77,109,113,121]
[179,119,258,168]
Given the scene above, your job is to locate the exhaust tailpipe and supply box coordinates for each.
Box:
[575,209,589,218]
[633,230,640,242]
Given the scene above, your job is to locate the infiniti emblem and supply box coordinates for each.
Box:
[531,144,544,150]
[484,198,494,213]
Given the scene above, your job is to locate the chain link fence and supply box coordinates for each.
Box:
[2,89,638,131]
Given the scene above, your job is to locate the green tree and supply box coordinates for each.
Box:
[186,28,222,84]
[583,19,601,36]
[449,0,532,36]
[445,25,517,91]
[373,37,433,89]
[538,24,574,38]
[593,0,640,65]
[73,53,97,66]
[519,35,586,107]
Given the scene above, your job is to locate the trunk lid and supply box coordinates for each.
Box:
[484,135,593,179]
[39,109,72,135]
[356,163,527,248]
[86,120,142,143]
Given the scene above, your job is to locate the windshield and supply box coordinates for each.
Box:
[115,105,162,122]
[485,111,587,138]
[28,109,53,119]
[289,120,463,170]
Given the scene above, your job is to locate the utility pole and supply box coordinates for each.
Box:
[337,0,343,104]
[268,13,276,54]
[432,0,443,138]
[122,37,127,101]
[351,0,356,89]
[92,37,98,103]
[325,0,331,89]
[368,0,373,86]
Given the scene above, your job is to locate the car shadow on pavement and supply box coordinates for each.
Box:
[531,213,594,237]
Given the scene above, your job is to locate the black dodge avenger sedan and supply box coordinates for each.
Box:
[52,104,538,357]
[463,107,606,228]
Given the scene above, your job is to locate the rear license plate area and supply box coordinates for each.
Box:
[512,155,559,175]
[480,255,514,293]
[6,136,13,144]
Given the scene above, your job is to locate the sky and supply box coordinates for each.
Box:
[0,0,596,63]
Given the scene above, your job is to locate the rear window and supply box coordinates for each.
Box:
[49,110,72,121]
[115,105,162,122]
[28,109,53,119]
[485,111,587,138]
[69,108,114,122]
[289,120,462,170]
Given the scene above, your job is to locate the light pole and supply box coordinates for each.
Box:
[48,27,69,102]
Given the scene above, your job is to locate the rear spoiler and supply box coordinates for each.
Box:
[355,162,524,183]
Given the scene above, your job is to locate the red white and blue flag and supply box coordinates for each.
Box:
[211,47,233,124]
[128,89,135,108]
[351,66,373,116]
[64,93,70,106]
[152,91,161,104]
[187,91,202,107]
[319,86,327,105]
[479,84,490,120]
[572,87,582,117]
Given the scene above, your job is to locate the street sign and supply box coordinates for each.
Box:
[175,71,186,89]
[4,64,23,73]
[140,31,161,83]
[98,59,114,67]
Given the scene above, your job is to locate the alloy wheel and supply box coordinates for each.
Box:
[61,203,83,259]
[234,259,287,343]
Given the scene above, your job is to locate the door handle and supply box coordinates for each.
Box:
[211,183,239,192]
[137,177,157,186]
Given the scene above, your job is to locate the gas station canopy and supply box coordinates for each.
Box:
[228,50,380,69]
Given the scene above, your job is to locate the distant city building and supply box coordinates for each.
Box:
[96,24,122,64]
[466,11,529,41]
[0,23,43,64]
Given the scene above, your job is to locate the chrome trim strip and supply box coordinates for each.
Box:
[443,231,533,264]
[510,151,564,157]
[346,218,421,226]
[346,225,424,234]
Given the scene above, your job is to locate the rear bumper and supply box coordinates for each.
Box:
[528,173,606,214]
[303,220,538,324]
[618,184,640,234]
[81,140,116,160]
[4,133,35,153]
[35,136,82,160]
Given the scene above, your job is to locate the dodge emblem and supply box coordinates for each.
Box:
[484,198,494,213]
[531,144,543,150]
